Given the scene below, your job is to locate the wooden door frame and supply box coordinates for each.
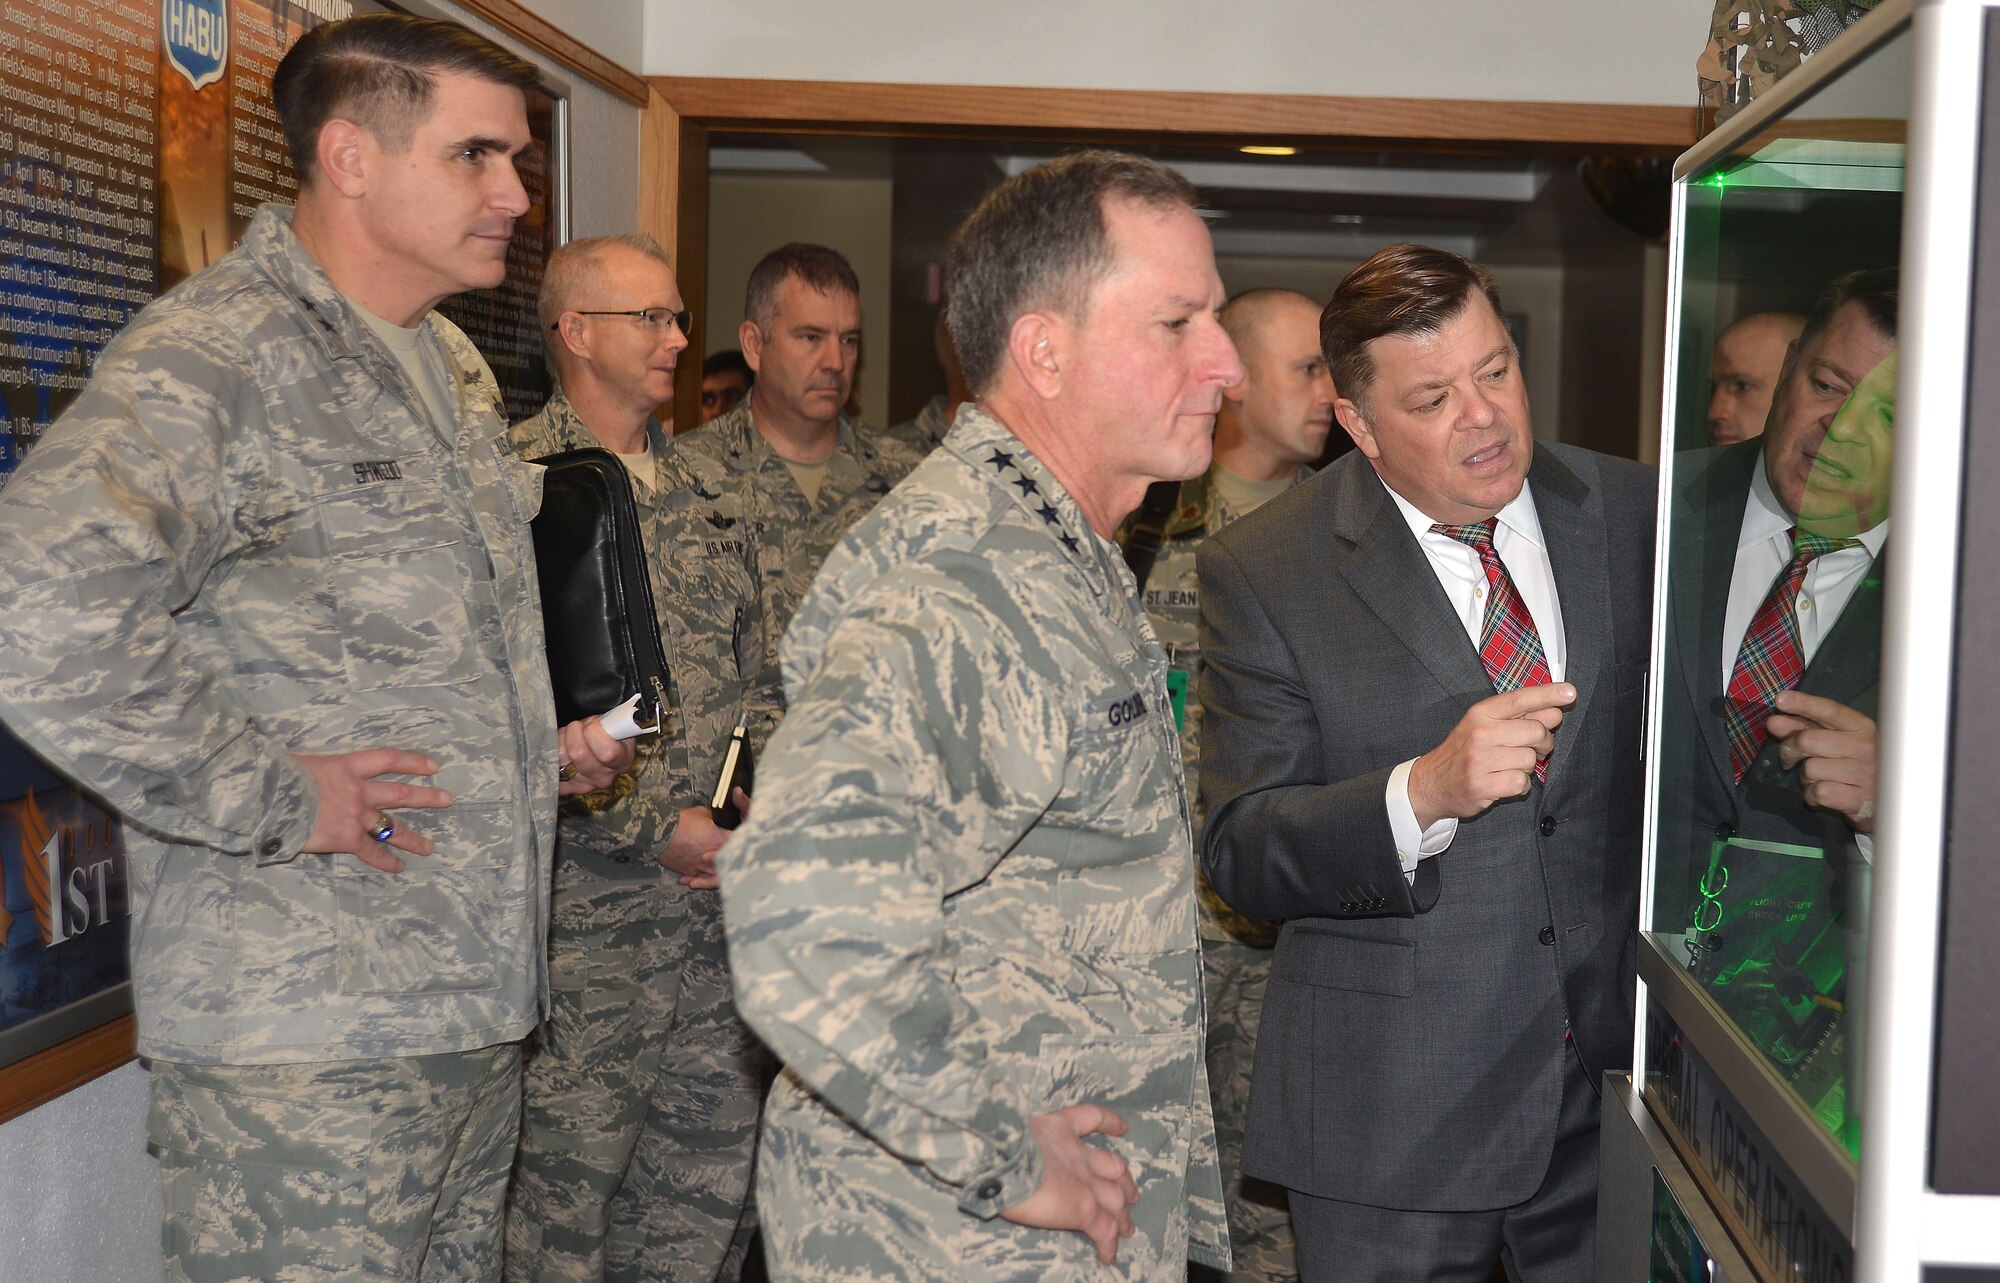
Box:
[640,78,1699,429]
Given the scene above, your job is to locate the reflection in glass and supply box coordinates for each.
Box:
[1653,127,1901,1157]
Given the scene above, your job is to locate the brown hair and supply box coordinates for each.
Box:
[1321,243,1505,415]
[273,12,538,187]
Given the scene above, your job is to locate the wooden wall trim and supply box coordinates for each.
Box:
[0,1014,135,1126]
[456,0,650,106]
[646,78,1699,151]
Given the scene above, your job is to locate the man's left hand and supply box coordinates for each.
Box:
[1767,689,1878,833]
[557,718,634,795]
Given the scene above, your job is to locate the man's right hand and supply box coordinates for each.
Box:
[1000,1105,1139,1266]
[1408,683,1575,829]
[294,749,451,873]
[657,803,733,889]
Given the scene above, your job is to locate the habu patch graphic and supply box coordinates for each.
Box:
[164,0,231,93]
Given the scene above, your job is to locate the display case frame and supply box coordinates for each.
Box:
[1613,2,2000,1279]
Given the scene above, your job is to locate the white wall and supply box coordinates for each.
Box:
[510,0,646,75]
[0,1064,157,1283]
[643,0,1712,105]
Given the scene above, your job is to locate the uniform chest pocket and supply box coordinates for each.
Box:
[1053,677,1174,831]
[311,461,481,692]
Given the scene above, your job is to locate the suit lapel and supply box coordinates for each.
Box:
[1797,542,1885,713]
[1673,444,1756,793]
[1329,456,1494,699]
[1531,448,1607,792]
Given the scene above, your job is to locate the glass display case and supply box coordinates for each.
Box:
[1598,1,2000,1278]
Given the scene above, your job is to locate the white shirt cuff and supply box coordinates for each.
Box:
[1387,759,1458,883]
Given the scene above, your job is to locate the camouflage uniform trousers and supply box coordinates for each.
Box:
[1195,932,1299,1283]
[506,858,769,1283]
[149,1044,522,1283]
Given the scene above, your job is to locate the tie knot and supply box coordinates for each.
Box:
[1790,528,1860,561]
[1432,518,1499,552]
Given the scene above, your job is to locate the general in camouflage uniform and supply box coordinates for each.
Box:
[674,401,921,678]
[1130,471,1301,1283]
[505,389,776,1283]
[717,151,1245,1282]
[0,21,636,1281]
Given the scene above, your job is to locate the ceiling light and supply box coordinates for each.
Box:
[1240,145,1297,157]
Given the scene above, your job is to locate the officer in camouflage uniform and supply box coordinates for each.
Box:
[0,16,632,1281]
[504,237,778,1283]
[1124,289,1334,1283]
[674,244,922,675]
[717,151,1245,1282]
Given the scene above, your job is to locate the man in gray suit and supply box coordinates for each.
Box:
[1198,243,1656,1281]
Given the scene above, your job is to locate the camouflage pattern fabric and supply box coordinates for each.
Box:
[1123,467,1303,1283]
[150,1045,522,1282]
[505,393,774,1282]
[885,394,955,455]
[672,403,922,690]
[717,406,1229,1282]
[0,202,560,1066]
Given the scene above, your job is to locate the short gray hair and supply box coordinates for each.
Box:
[743,243,861,333]
[538,233,674,371]
[945,150,1198,394]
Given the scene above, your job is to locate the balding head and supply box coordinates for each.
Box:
[1213,288,1335,480]
[1709,310,1806,446]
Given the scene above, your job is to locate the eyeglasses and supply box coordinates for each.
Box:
[555,308,693,337]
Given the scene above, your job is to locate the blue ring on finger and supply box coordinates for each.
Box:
[369,817,396,843]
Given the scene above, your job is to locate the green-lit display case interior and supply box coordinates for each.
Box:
[1649,26,1909,1164]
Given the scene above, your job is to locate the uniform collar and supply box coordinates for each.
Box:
[947,405,1117,588]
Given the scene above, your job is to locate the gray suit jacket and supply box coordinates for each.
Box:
[1197,443,1655,1211]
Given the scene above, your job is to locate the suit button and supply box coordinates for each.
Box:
[1538,926,1556,946]
[1539,816,1557,837]
[976,1179,1003,1201]
[1714,822,1735,842]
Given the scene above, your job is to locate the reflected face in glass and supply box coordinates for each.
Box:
[1337,293,1533,525]
[1799,350,1896,539]
[700,371,749,423]
[1762,302,1897,522]
[1707,315,1797,446]
[742,276,861,432]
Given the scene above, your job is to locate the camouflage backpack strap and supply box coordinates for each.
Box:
[1121,478,1186,593]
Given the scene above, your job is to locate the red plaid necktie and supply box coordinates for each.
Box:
[1432,519,1552,782]
[1723,528,1859,783]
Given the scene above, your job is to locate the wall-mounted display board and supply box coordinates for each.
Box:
[0,0,565,1121]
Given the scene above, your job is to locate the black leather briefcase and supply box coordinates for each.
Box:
[527,447,671,728]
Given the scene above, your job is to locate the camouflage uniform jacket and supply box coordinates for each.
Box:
[1128,466,1309,948]
[885,393,955,454]
[508,393,773,878]
[719,406,1229,1278]
[0,204,559,1065]
[673,402,922,682]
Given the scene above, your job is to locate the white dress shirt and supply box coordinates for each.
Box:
[1379,478,1568,878]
